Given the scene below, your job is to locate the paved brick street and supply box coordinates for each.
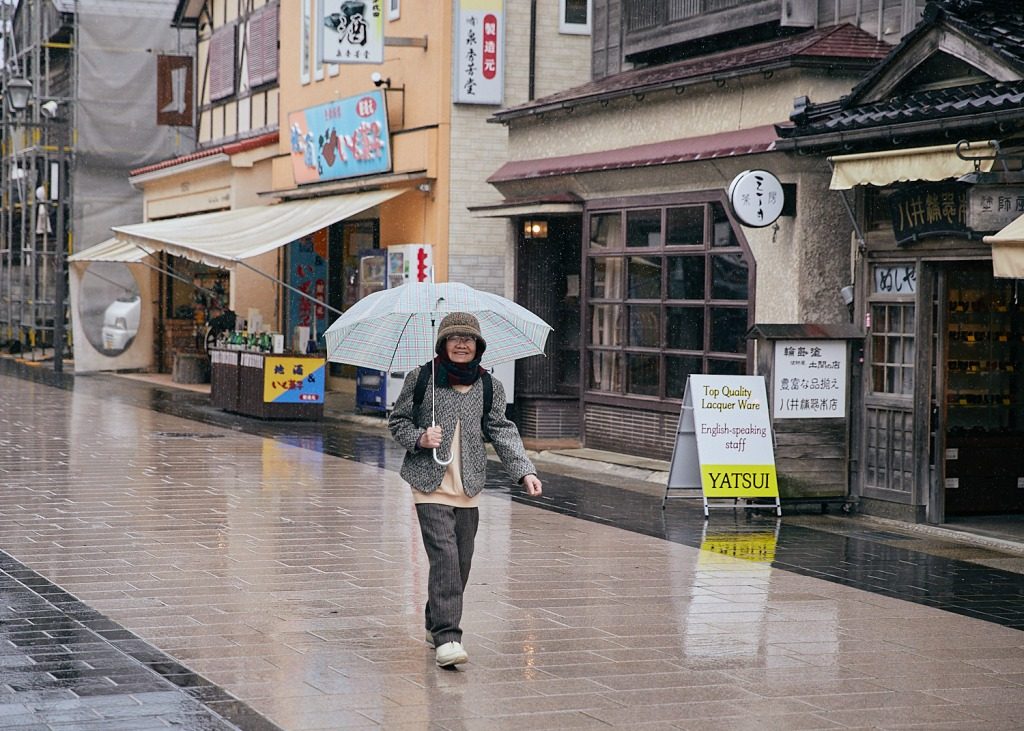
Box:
[1,365,1024,730]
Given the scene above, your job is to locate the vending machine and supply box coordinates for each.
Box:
[354,249,389,412]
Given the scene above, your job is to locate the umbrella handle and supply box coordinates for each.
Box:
[432,447,454,466]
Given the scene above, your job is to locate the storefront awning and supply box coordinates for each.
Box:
[488,124,779,184]
[983,215,1024,278]
[828,142,995,190]
[72,188,407,268]
[68,237,156,263]
[468,193,584,218]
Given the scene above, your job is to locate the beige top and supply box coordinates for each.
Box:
[412,384,480,509]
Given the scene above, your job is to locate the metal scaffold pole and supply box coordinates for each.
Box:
[0,0,74,367]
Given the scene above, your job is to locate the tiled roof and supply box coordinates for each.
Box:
[129,131,279,178]
[492,25,890,122]
[944,2,1024,69]
[780,1,1024,143]
[488,124,778,183]
[778,80,1024,138]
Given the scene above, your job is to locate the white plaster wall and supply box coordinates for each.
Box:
[506,70,860,159]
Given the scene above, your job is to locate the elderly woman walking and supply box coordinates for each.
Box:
[389,312,543,668]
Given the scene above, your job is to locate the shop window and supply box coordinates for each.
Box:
[666,355,702,398]
[590,351,621,391]
[667,256,705,299]
[585,200,751,401]
[627,353,658,395]
[711,204,737,248]
[870,302,915,395]
[628,305,659,347]
[589,212,621,249]
[710,307,748,353]
[666,206,704,246]
[666,306,703,350]
[590,257,623,298]
[627,256,661,298]
[560,0,591,34]
[626,209,660,248]
[710,253,748,300]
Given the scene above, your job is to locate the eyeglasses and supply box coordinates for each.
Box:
[447,335,476,345]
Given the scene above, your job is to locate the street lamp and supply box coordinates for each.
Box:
[4,77,33,112]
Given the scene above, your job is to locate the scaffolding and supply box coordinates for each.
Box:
[0,0,75,360]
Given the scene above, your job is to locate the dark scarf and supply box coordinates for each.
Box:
[433,353,484,387]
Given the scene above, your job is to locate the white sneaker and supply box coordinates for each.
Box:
[435,641,468,667]
[425,630,434,648]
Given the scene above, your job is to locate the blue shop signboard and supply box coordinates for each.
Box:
[288,89,391,185]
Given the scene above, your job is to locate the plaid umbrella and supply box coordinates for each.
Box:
[322,281,552,371]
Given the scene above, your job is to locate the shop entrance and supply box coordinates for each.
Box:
[942,262,1024,516]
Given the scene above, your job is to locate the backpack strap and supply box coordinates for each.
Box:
[412,361,433,422]
[481,371,493,442]
[413,361,494,442]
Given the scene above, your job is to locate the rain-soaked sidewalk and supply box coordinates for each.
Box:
[1,359,1024,730]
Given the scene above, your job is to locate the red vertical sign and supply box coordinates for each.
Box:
[482,14,497,80]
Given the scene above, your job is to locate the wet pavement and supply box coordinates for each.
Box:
[1,358,1024,729]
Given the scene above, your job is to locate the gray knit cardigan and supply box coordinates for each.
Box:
[388,365,536,496]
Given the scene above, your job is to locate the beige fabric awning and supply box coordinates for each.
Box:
[983,215,1024,278]
[828,142,995,190]
[68,237,156,263]
[71,188,407,268]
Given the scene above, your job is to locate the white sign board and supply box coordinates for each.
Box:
[666,375,780,515]
[454,0,505,105]
[772,340,847,419]
[872,264,916,295]
[319,0,384,64]
[967,186,1024,232]
[727,169,784,228]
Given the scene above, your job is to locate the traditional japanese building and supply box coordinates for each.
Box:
[483,1,911,485]
[777,0,1024,522]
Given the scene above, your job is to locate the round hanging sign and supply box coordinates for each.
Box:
[727,169,784,228]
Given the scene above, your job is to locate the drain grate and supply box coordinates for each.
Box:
[152,432,226,439]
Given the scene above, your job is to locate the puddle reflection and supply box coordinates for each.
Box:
[698,518,780,564]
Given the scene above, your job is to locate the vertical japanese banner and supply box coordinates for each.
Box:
[454,0,504,105]
[288,231,330,344]
[319,0,384,64]
[288,90,391,184]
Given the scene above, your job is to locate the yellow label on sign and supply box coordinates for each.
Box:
[699,464,779,498]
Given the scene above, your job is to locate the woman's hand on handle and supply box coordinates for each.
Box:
[417,426,443,450]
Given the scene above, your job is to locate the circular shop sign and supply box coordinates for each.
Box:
[727,169,784,228]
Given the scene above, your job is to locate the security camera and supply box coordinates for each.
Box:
[40,100,59,118]
[370,72,389,88]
